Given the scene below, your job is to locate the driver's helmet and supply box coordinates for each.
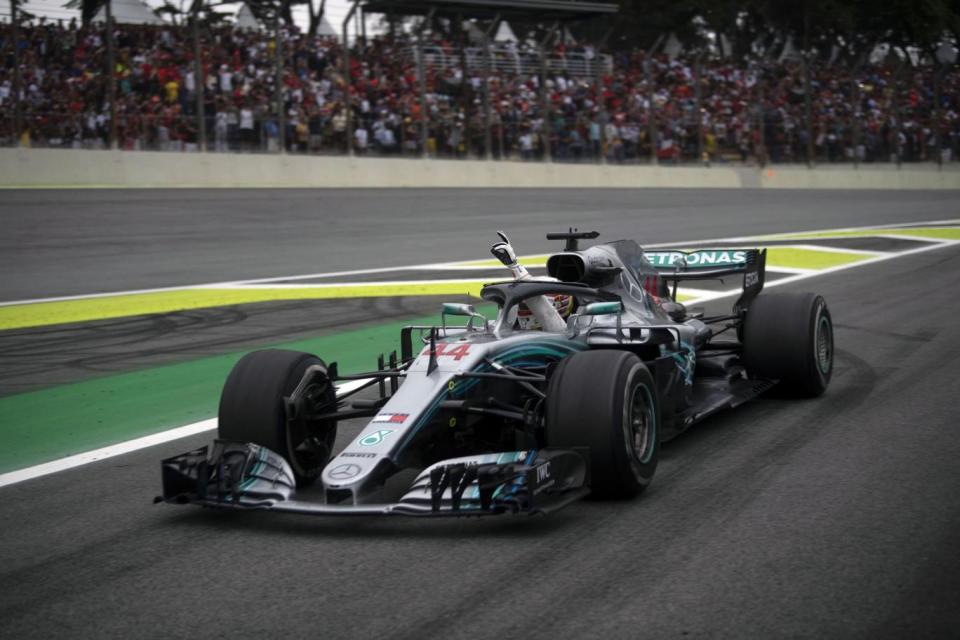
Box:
[516,293,576,330]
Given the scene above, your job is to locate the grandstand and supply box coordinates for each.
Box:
[1,0,957,166]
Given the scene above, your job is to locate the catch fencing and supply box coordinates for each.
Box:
[3,21,958,169]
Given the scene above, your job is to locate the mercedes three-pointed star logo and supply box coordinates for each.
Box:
[328,463,362,480]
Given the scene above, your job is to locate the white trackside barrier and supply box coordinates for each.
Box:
[1,148,958,190]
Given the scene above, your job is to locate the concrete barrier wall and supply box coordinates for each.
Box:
[746,165,960,190]
[2,147,959,189]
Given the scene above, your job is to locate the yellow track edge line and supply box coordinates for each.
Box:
[0,282,487,332]
[3,224,956,331]
[0,280,697,332]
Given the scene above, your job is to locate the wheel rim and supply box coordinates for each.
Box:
[815,314,833,375]
[286,380,335,478]
[627,383,655,464]
[292,432,331,477]
[290,423,332,478]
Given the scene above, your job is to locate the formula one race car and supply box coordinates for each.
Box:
[158,230,833,517]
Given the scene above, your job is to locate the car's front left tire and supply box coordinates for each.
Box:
[545,350,660,498]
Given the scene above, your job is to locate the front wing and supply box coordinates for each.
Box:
[156,441,589,517]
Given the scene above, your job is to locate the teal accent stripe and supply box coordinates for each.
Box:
[395,340,585,455]
[238,445,267,491]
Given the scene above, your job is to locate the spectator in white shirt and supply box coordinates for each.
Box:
[355,127,369,153]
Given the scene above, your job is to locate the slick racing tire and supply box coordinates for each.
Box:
[742,292,833,398]
[545,350,659,499]
[219,349,337,486]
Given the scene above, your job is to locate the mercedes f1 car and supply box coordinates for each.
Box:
[157,230,833,517]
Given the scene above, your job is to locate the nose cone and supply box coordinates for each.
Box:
[324,461,366,484]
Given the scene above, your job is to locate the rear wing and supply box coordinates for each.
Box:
[643,248,766,311]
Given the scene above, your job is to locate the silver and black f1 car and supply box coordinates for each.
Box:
[158,230,834,517]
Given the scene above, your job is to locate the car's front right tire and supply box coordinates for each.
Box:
[218,349,337,486]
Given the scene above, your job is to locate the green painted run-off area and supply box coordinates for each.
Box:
[0,310,460,474]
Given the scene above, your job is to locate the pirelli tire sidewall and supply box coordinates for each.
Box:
[743,292,834,398]
[545,350,660,499]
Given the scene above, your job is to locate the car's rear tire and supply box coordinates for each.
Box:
[545,350,659,498]
[218,349,337,486]
[742,292,833,397]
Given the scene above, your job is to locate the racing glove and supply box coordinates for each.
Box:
[491,231,532,280]
[490,231,566,332]
[490,231,517,267]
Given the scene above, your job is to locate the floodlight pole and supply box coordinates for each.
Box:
[106,0,117,149]
[11,0,22,146]
[933,44,957,168]
[934,62,943,168]
[694,52,704,164]
[756,71,765,167]
[802,53,814,168]
[342,0,360,155]
[594,25,612,165]
[483,14,501,160]
[416,8,436,158]
[892,59,904,168]
[852,74,860,168]
[274,8,285,153]
[645,35,664,165]
[192,1,206,152]
[646,54,655,164]
[456,12,469,157]
[538,21,558,162]
[851,52,867,169]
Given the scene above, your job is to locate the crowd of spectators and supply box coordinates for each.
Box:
[2,19,958,164]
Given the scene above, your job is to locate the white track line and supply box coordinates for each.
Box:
[786,244,888,256]
[649,218,960,247]
[675,287,718,299]
[0,419,217,488]
[0,378,372,489]
[4,219,957,307]
[0,264,489,307]
[2,224,958,489]
[0,284,218,308]
[230,262,479,285]
[213,278,493,289]
[415,264,547,271]
[680,237,959,305]
[765,266,818,275]
[876,233,954,244]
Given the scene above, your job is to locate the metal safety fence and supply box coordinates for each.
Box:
[404,44,613,78]
[3,23,958,168]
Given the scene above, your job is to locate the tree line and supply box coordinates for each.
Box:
[611,0,960,64]
[10,0,960,64]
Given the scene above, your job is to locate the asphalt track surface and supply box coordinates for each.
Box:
[2,189,960,638]
[2,188,959,299]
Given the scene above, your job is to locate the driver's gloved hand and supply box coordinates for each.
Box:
[490,231,517,267]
